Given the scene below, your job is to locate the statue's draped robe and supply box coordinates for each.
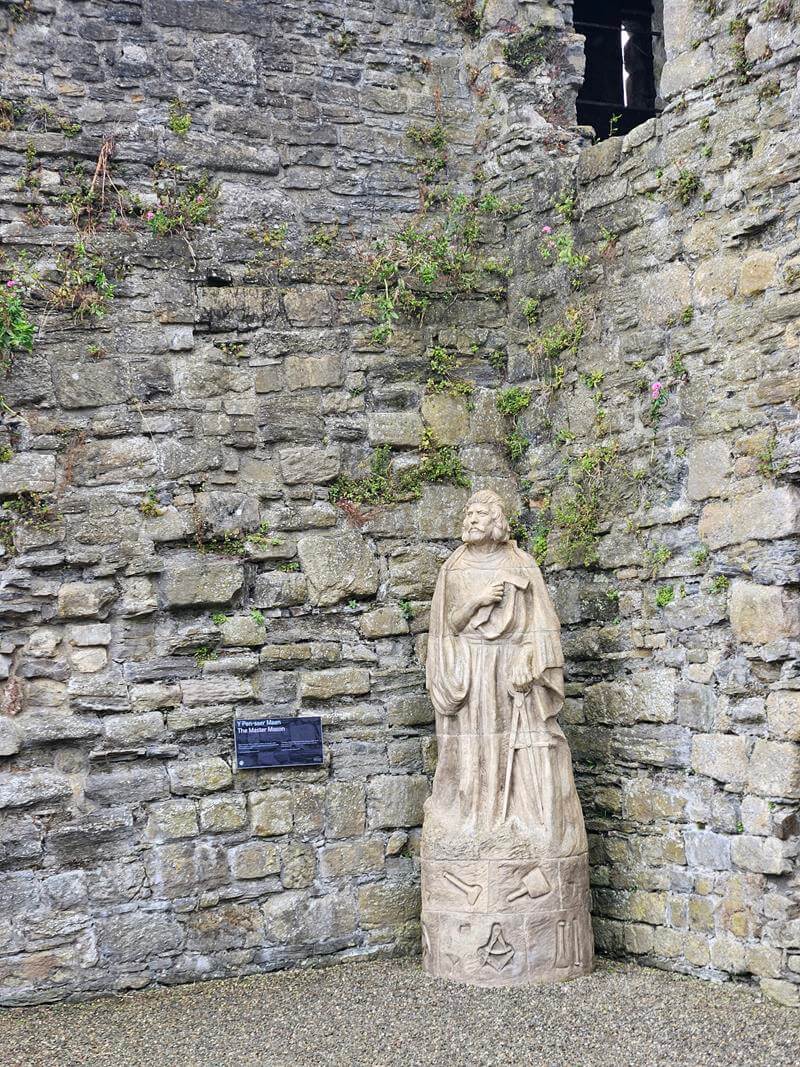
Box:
[426,541,586,856]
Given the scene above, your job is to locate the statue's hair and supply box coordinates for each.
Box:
[463,489,510,543]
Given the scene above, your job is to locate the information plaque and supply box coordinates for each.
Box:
[234,716,323,770]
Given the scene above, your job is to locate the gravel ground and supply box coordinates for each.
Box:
[2,957,799,1067]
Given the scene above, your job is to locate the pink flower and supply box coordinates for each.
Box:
[196,195,204,203]
[5,279,15,288]
[651,380,663,399]
[541,225,552,234]
[145,211,155,220]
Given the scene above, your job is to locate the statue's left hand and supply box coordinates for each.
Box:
[510,655,537,692]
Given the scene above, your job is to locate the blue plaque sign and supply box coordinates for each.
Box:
[234,716,323,770]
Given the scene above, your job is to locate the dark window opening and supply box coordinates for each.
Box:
[575,0,664,140]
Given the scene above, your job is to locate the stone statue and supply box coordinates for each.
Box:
[421,489,593,986]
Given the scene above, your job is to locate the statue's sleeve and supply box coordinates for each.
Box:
[426,564,470,717]
[518,548,565,716]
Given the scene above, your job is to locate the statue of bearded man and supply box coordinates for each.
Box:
[421,489,592,986]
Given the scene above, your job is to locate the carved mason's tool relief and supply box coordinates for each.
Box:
[478,924,515,972]
[506,867,550,903]
[443,870,483,905]
[421,490,593,986]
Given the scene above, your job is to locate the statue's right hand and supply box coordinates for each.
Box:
[476,580,505,607]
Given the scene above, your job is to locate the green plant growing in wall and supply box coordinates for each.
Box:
[0,445,13,463]
[691,544,709,567]
[50,242,116,321]
[0,279,34,374]
[644,544,672,576]
[426,345,473,399]
[406,121,449,184]
[194,646,218,667]
[503,24,556,73]
[496,386,532,418]
[710,574,730,594]
[167,98,192,136]
[399,599,414,621]
[139,488,163,518]
[2,491,59,529]
[250,609,266,625]
[756,433,787,480]
[329,30,356,54]
[309,223,340,252]
[505,429,529,461]
[138,161,219,239]
[521,297,540,327]
[728,18,752,84]
[655,585,675,608]
[533,307,585,362]
[675,168,701,205]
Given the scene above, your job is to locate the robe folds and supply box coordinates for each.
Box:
[425,540,587,857]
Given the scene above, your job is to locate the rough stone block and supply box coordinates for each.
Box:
[250,788,293,836]
[686,439,730,501]
[367,412,424,447]
[747,740,800,799]
[421,393,470,446]
[281,842,316,889]
[279,445,341,485]
[367,774,428,829]
[731,835,792,875]
[161,557,244,607]
[359,605,409,639]
[691,733,749,786]
[198,794,247,833]
[297,530,379,606]
[766,691,800,742]
[357,881,420,928]
[95,911,183,964]
[698,487,800,550]
[683,830,731,871]
[326,781,366,839]
[57,581,116,619]
[168,757,233,796]
[729,581,800,645]
[252,571,308,608]
[0,453,56,495]
[739,251,777,296]
[419,484,470,539]
[146,799,198,841]
[284,354,343,391]
[0,769,72,810]
[300,667,370,701]
[320,838,385,880]
[230,841,281,880]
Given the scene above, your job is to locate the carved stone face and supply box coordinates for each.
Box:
[462,500,494,544]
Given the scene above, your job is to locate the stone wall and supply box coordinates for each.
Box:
[0,0,798,1007]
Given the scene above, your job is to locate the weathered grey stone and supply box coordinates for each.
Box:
[161,557,244,607]
[198,794,247,833]
[219,614,268,647]
[359,605,409,638]
[146,799,199,841]
[729,581,800,645]
[284,354,343,391]
[296,530,379,607]
[731,835,792,875]
[0,453,56,495]
[326,781,366,839]
[0,718,21,756]
[168,757,233,796]
[747,740,800,799]
[229,841,280,879]
[0,769,72,809]
[698,488,800,550]
[281,842,316,889]
[686,440,730,501]
[250,789,293,836]
[367,412,424,447]
[252,571,308,608]
[691,733,749,786]
[418,484,470,539]
[367,774,428,829]
[357,881,420,929]
[766,691,800,742]
[102,711,163,746]
[279,446,341,485]
[300,668,370,701]
[57,582,116,619]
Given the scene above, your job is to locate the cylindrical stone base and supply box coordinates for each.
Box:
[421,854,593,987]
